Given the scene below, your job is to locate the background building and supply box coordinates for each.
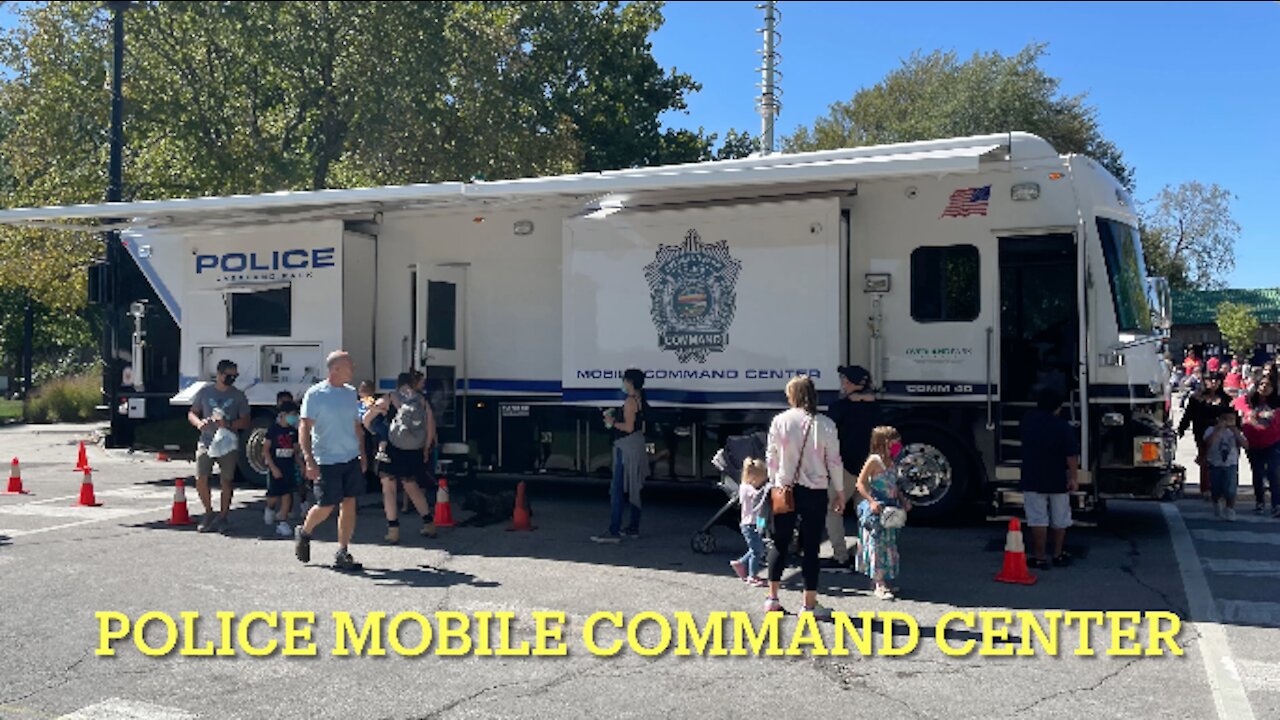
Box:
[1171,288,1280,362]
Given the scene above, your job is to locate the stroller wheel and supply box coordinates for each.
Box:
[691,532,716,554]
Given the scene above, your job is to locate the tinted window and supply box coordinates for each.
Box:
[427,280,457,350]
[911,245,980,322]
[228,287,291,337]
[1096,218,1152,334]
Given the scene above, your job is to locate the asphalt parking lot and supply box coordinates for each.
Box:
[0,421,1276,720]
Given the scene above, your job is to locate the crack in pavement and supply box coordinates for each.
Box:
[1109,524,1189,615]
[816,660,934,718]
[1010,656,1141,714]
[0,649,92,706]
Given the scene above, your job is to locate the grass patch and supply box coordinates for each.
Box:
[0,399,22,421]
[26,373,101,423]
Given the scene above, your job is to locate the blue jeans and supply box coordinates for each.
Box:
[609,449,641,535]
[738,524,766,577]
[1245,444,1280,509]
[1209,465,1239,503]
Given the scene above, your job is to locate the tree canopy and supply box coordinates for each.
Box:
[0,1,758,309]
[783,44,1133,190]
[1140,182,1240,292]
[1216,301,1259,356]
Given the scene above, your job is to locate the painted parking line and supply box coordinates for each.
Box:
[57,698,196,720]
[1162,503,1256,720]
[1190,529,1280,546]
[4,504,172,538]
[1201,557,1280,579]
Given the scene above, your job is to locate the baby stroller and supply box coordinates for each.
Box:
[691,431,768,554]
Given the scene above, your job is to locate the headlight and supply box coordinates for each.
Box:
[1101,413,1125,427]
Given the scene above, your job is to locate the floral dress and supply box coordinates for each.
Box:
[856,455,902,580]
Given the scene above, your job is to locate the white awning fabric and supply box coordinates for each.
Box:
[0,133,1043,231]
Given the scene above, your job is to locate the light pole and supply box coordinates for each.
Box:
[103,1,131,447]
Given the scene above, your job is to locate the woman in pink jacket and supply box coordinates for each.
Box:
[1237,378,1280,516]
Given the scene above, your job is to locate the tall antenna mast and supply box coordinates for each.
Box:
[756,1,782,155]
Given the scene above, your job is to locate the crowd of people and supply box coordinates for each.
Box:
[184,353,1086,608]
[1177,348,1280,520]
[186,352,443,571]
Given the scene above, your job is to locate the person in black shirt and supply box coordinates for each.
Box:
[263,401,300,538]
[823,365,879,569]
[1178,373,1233,498]
[1020,388,1080,569]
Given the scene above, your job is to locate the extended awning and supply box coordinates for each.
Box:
[0,132,1055,231]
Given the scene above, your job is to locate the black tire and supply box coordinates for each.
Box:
[237,414,275,487]
[894,426,975,525]
[691,532,716,554]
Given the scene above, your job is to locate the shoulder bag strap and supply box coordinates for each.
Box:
[790,415,813,486]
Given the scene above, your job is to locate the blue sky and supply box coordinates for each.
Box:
[650,1,1279,289]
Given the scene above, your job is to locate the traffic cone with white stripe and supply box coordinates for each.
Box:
[433,478,456,528]
[5,458,28,495]
[167,478,195,526]
[994,518,1037,585]
[75,468,102,507]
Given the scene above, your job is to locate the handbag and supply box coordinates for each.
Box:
[771,416,812,515]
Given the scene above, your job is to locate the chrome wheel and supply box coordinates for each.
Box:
[244,427,270,476]
[896,442,953,507]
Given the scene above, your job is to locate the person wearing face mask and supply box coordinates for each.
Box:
[856,426,910,600]
[262,400,301,537]
[823,365,879,571]
[1019,388,1080,569]
[188,359,251,533]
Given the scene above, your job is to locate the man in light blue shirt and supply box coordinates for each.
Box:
[294,351,368,571]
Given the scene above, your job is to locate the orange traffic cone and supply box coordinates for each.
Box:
[156,452,170,462]
[507,481,535,532]
[5,457,29,495]
[433,478,456,528]
[995,518,1036,585]
[167,478,195,526]
[75,468,102,507]
[73,441,92,473]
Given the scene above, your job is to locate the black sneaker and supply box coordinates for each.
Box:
[1052,553,1073,567]
[333,551,363,572]
[1028,558,1052,571]
[294,526,311,563]
[1255,504,1266,515]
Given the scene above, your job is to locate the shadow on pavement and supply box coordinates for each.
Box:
[108,470,1204,625]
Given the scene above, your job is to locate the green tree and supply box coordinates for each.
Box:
[1141,181,1239,291]
[715,128,758,160]
[783,44,1133,189]
[0,0,708,313]
[1216,301,1259,356]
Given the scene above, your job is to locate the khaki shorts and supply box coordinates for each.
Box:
[196,447,239,482]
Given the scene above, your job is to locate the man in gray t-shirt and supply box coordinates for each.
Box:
[187,359,251,532]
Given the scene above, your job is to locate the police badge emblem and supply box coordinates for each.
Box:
[643,230,742,363]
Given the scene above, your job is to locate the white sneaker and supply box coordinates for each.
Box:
[1226,508,1237,522]
[275,521,293,537]
[264,506,276,526]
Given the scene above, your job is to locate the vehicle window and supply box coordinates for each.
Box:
[227,287,291,337]
[911,245,980,322]
[1096,218,1152,334]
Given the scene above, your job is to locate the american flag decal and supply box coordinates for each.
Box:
[940,185,991,218]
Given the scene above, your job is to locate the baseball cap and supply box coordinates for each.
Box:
[838,365,871,386]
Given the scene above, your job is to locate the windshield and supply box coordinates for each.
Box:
[1096,217,1153,334]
